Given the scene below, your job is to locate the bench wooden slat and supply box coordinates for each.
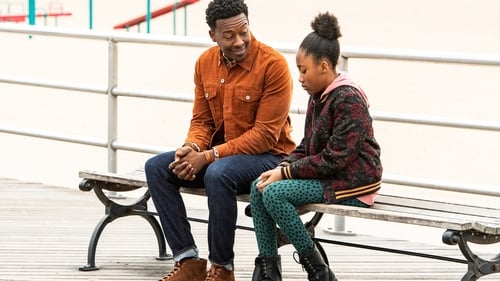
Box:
[373,201,500,230]
[79,169,147,187]
[299,202,499,235]
[79,169,250,201]
[79,169,500,235]
[376,195,500,219]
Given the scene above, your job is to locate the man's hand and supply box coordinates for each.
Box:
[168,146,209,181]
[169,147,196,180]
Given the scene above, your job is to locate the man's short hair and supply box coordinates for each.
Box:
[205,0,249,30]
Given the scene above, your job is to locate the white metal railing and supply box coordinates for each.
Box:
[1,24,500,200]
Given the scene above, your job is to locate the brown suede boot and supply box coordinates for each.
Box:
[205,264,235,281]
[159,258,207,281]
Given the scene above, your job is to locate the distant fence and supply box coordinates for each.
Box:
[1,23,500,202]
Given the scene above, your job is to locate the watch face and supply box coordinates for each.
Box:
[213,147,219,159]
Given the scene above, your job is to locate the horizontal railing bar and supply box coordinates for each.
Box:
[113,88,500,131]
[0,23,117,41]
[1,123,498,197]
[3,74,499,132]
[383,173,500,197]
[2,24,500,67]
[342,46,500,66]
[0,74,106,94]
[113,87,310,114]
[372,111,500,132]
[112,87,193,103]
[111,140,169,155]
[92,86,500,132]
[3,77,499,132]
[0,125,107,147]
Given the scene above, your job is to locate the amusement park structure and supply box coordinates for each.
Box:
[114,0,199,33]
[0,0,200,34]
[0,0,71,25]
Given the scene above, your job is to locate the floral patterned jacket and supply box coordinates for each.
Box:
[279,74,382,204]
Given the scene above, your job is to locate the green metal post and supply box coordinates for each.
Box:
[146,0,151,33]
[28,0,35,25]
[89,0,93,29]
[173,0,177,35]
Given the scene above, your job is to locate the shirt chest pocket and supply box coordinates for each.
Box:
[204,87,223,124]
[232,89,262,123]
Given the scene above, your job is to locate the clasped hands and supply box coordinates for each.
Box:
[168,146,284,187]
[168,146,206,181]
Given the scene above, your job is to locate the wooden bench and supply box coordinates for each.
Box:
[78,168,500,280]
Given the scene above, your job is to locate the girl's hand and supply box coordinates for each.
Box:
[256,168,283,192]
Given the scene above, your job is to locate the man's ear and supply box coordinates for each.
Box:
[209,30,216,42]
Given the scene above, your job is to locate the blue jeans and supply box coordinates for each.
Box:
[145,150,281,267]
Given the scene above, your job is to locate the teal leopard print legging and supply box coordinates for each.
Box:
[250,178,368,256]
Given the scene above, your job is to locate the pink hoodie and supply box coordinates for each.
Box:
[320,72,370,107]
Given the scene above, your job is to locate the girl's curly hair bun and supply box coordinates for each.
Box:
[311,12,341,40]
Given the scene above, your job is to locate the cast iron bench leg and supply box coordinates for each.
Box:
[79,214,114,271]
[135,209,171,261]
[79,179,172,271]
[443,229,500,280]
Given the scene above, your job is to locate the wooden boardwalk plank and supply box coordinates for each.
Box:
[1,177,499,281]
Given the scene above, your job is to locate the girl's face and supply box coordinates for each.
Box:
[296,48,332,96]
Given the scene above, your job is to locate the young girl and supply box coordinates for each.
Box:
[249,12,383,281]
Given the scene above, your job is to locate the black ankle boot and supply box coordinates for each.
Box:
[251,255,282,281]
[299,245,337,281]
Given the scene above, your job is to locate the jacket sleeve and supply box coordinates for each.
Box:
[184,57,217,150]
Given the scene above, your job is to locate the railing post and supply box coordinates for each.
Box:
[106,39,123,199]
[88,0,93,30]
[146,0,151,33]
[107,39,118,173]
[28,0,36,25]
[183,2,188,35]
[324,55,356,236]
[173,0,178,35]
[338,55,348,72]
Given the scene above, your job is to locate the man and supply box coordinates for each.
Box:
[144,0,295,280]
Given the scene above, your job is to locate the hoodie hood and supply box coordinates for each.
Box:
[320,72,370,107]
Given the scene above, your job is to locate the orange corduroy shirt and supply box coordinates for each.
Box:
[185,34,296,158]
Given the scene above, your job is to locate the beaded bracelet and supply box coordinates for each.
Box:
[204,150,213,164]
[182,141,201,152]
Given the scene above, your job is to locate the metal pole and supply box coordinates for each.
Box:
[88,0,93,29]
[322,55,355,236]
[105,39,124,199]
[173,0,177,35]
[107,40,118,173]
[28,0,35,25]
[146,0,151,33]
[183,3,187,35]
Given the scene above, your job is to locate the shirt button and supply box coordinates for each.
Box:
[205,93,209,98]
[220,79,225,84]
[245,95,251,100]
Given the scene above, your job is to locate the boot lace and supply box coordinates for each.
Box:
[257,258,273,280]
[294,251,319,280]
[160,262,181,281]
